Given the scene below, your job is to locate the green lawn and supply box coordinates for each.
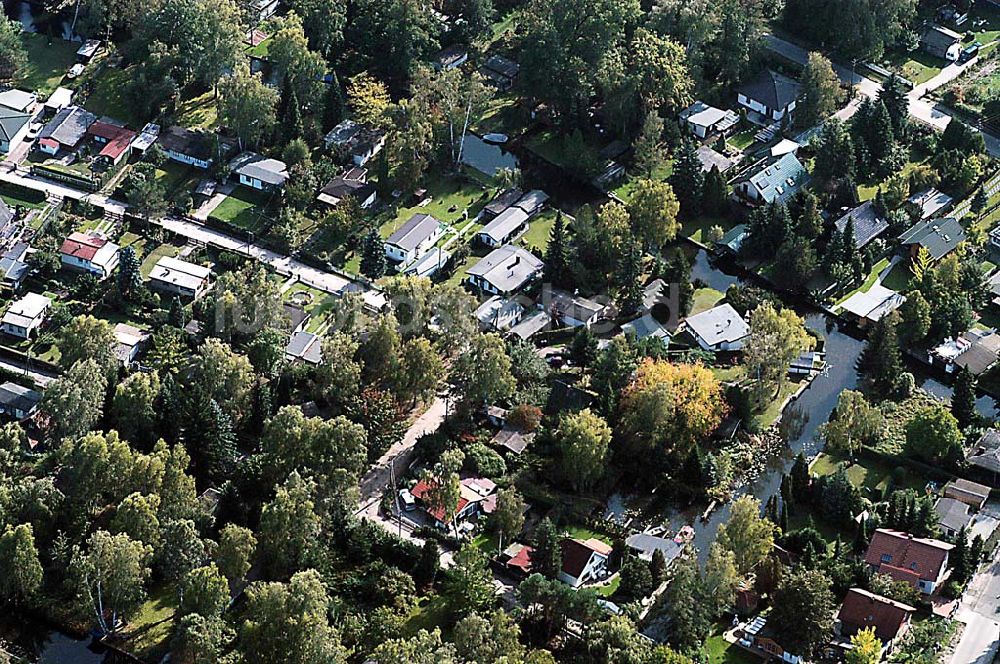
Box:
[691,287,725,315]
[881,261,912,292]
[611,161,674,203]
[472,93,524,138]
[404,594,450,636]
[685,215,732,244]
[759,379,803,427]
[811,452,926,501]
[563,525,613,545]
[883,49,943,85]
[596,575,621,597]
[835,257,892,306]
[175,90,218,130]
[210,188,275,231]
[84,68,145,127]
[377,174,491,239]
[728,130,756,152]
[139,242,182,278]
[524,128,602,172]
[154,162,197,196]
[518,209,558,252]
[0,191,45,211]
[18,33,77,95]
[122,584,177,660]
[702,633,759,664]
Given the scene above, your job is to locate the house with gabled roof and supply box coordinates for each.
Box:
[834,200,890,249]
[736,69,801,123]
[230,152,289,192]
[466,245,544,296]
[836,588,916,655]
[0,381,42,420]
[479,54,520,90]
[410,476,498,529]
[158,125,233,169]
[943,478,991,510]
[559,538,612,588]
[87,120,136,166]
[735,153,810,206]
[285,330,323,365]
[59,232,120,280]
[37,106,96,155]
[899,217,965,262]
[680,101,739,139]
[148,256,211,300]
[934,497,972,538]
[384,213,443,264]
[681,303,750,352]
[324,119,386,167]
[864,529,952,594]
[0,106,32,154]
[317,167,377,209]
[921,24,963,60]
[1,292,51,339]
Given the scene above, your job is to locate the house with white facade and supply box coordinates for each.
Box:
[148,256,212,299]
[864,529,952,594]
[1,292,51,339]
[681,303,750,352]
[736,70,801,123]
[59,232,120,280]
[230,152,289,192]
[558,538,612,588]
[384,213,443,264]
[466,245,544,296]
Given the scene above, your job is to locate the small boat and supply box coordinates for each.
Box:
[482,133,509,145]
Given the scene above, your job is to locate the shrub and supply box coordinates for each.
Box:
[465,443,507,478]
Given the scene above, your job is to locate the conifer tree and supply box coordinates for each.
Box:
[323,72,345,132]
[359,228,386,279]
[702,165,729,216]
[669,138,704,217]
[117,246,142,301]
[952,366,978,431]
[544,211,572,289]
[857,314,903,397]
[617,242,644,316]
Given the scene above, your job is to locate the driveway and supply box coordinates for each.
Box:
[949,548,1000,664]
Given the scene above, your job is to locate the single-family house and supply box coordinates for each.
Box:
[681,303,750,352]
[934,497,972,538]
[500,542,534,577]
[739,616,803,664]
[114,323,150,365]
[245,0,279,22]
[59,232,120,280]
[466,245,544,296]
[158,126,231,169]
[0,89,37,116]
[433,44,469,71]
[478,206,529,248]
[542,288,606,328]
[0,292,51,338]
[928,328,1000,376]
[943,478,991,510]
[43,87,74,117]
[317,167,377,209]
[968,429,1000,478]
[864,528,953,594]
[476,295,526,332]
[622,314,670,345]
[836,588,916,654]
[558,538,612,588]
[507,310,550,340]
[735,153,810,206]
[0,106,31,154]
[716,225,749,255]
[36,106,96,155]
[908,188,952,220]
[834,200,890,249]
[625,532,684,565]
[285,330,323,364]
[410,476,497,529]
[384,213,443,264]
[324,120,386,167]
[0,382,41,420]
[839,284,906,327]
[0,242,31,292]
[921,24,963,60]
[230,152,288,192]
[491,425,535,456]
[514,190,550,216]
[696,145,735,174]
[148,256,212,300]
[899,217,965,261]
[479,54,520,90]
[679,101,739,139]
[403,248,451,278]
[483,187,524,219]
[736,69,801,123]
[130,123,160,154]
[87,120,136,166]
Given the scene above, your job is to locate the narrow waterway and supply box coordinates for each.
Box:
[0,614,126,663]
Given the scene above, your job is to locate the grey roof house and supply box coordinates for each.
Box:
[834,200,890,249]
[0,242,31,292]
[934,497,971,538]
[37,106,97,154]
[324,120,387,166]
[0,106,32,154]
[285,330,323,364]
[921,24,963,60]
[736,69,801,122]
[467,245,544,296]
[230,152,289,192]
[899,217,965,261]
[735,153,810,206]
[317,168,377,209]
[681,303,750,352]
[384,213,443,264]
[0,381,41,420]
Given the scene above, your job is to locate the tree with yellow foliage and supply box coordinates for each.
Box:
[845,627,882,664]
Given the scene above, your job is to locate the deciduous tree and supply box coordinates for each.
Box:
[716,496,776,575]
[556,409,611,491]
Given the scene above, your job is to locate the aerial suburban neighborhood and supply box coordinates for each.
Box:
[1,0,1000,663]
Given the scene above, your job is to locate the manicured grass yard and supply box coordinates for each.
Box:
[0,190,45,211]
[702,632,759,664]
[518,209,558,252]
[727,130,756,152]
[562,525,613,545]
[883,49,943,85]
[811,451,927,499]
[611,161,674,203]
[378,175,491,239]
[404,594,450,636]
[210,188,276,231]
[154,162,197,196]
[18,33,77,95]
[122,584,178,660]
[175,90,218,130]
[691,287,725,315]
[684,215,732,244]
[139,242,183,278]
[596,575,620,597]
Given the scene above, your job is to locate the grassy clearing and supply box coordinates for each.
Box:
[84,68,146,127]
[404,593,450,636]
[377,175,491,239]
[210,188,275,231]
[18,33,77,95]
[883,49,943,85]
[519,209,557,252]
[728,130,756,152]
[685,215,732,244]
[175,90,218,130]
[123,584,177,660]
[759,379,803,427]
[524,128,602,172]
[691,287,725,315]
[596,575,620,597]
[139,242,182,278]
[155,162,197,196]
[702,632,759,664]
[611,162,674,203]
[473,94,524,137]
[563,524,613,545]
[811,451,927,499]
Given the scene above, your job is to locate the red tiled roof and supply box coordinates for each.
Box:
[39,137,59,150]
[506,544,534,573]
[410,478,469,523]
[99,130,136,160]
[864,529,952,585]
[87,120,131,142]
[59,232,106,261]
[838,588,916,642]
[560,538,611,579]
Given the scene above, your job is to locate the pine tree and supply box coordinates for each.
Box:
[790,453,811,504]
[323,72,345,132]
[952,366,978,430]
[878,74,910,139]
[780,474,794,511]
[971,188,989,218]
[669,138,704,217]
[702,165,729,216]
[544,211,572,289]
[952,525,970,583]
[650,548,667,585]
[779,499,790,533]
[359,229,386,279]
[284,89,304,142]
[857,314,903,397]
[531,518,562,579]
[117,245,142,301]
[415,540,440,587]
[374,147,391,196]
[617,242,644,316]
[168,296,186,328]
[633,111,666,178]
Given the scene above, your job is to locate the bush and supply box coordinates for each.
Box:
[465,443,507,478]
[508,404,542,432]
[942,580,964,599]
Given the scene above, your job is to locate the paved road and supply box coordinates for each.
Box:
[764,34,1000,157]
[949,556,1000,664]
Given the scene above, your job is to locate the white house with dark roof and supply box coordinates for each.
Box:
[735,153,810,206]
[542,288,606,328]
[921,24,963,60]
[384,213,443,263]
[681,303,750,352]
[558,538,613,588]
[476,295,527,332]
[148,256,211,300]
[467,245,544,296]
[317,168,377,209]
[680,101,739,139]
[0,381,41,420]
[1,292,51,339]
[736,69,801,122]
[114,323,150,365]
[230,152,289,192]
[433,44,469,71]
[324,120,386,166]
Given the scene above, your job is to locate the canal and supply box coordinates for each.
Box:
[0,614,128,664]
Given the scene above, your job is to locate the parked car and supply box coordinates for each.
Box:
[959,42,981,63]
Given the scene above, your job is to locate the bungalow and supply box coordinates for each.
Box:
[317,167,377,209]
[130,123,160,154]
[37,106,96,155]
[0,242,31,292]
[836,588,916,655]
[716,225,748,255]
[148,256,212,300]
[433,44,469,71]
[921,24,963,60]
[114,323,150,365]
[681,303,750,352]
[0,381,41,420]
[0,89,38,115]
[500,542,534,578]
[899,217,965,261]
[479,54,520,91]
[159,126,231,169]
[410,476,497,529]
[483,187,524,219]
[491,425,535,455]
[514,190,550,216]
[508,310,550,340]
[87,120,136,166]
[324,120,386,167]
[735,153,810,206]
[622,314,670,345]
[679,101,739,139]
[934,497,972,538]
[230,152,288,192]
[908,188,952,220]
[478,207,529,248]
[736,69,801,123]
[928,328,1000,376]
[476,295,526,332]
[839,284,906,327]
[943,478,991,510]
[0,292,51,338]
[403,248,451,279]
[834,200,890,249]
[864,528,953,594]
[384,213,443,264]
[696,145,735,174]
[625,532,684,565]
[0,106,32,153]
[739,616,803,664]
[285,330,323,364]
[42,87,74,117]
[968,429,1000,478]
[59,232,120,280]
[542,288,606,328]
[558,538,612,588]
[466,245,544,296]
